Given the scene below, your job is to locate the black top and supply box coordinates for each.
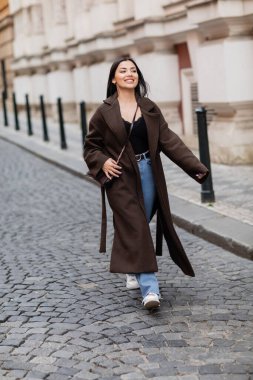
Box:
[123,116,149,154]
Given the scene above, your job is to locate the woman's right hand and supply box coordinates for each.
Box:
[102,158,122,179]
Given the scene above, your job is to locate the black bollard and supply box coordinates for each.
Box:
[195,107,215,203]
[80,101,87,147]
[57,97,67,149]
[12,92,20,131]
[39,95,49,142]
[2,91,8,126]
[25,94,33,136]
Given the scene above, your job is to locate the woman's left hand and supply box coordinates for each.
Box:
[196,173,206,180]
[102,158,122,179]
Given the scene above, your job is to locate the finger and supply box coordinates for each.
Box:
[111,169,122,176]
[112,164,122,170]
[109,167,122,174]
[108,166,121,172]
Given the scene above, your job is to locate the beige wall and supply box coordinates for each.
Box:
[0,0,13,103]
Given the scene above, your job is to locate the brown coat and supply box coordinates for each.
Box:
[84,93,209,277]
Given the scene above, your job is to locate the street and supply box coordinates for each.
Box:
[0,139,252,380]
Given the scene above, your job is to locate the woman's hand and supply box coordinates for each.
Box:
[196,173,206,180]
[195,172,208,183]
[102,158,122,179]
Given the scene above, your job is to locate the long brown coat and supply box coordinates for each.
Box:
[84,93,209,277]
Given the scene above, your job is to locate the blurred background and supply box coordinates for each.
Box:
[0,0,253,164]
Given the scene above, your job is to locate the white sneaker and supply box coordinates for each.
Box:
[126,274,139,290]
[143,293,160,309]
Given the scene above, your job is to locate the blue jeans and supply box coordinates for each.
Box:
[135,157,160,298]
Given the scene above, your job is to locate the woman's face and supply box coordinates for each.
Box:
[112,60,139,91]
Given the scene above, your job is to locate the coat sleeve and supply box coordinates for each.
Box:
[158,114,209,184]
[83,109,110,178]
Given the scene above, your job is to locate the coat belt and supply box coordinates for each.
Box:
[99,187,107,253]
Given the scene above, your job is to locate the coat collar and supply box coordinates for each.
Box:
[103,92,156,113]
[101,93,160,156]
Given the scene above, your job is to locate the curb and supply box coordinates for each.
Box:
[170,195,253,261]
[1,132,252,261]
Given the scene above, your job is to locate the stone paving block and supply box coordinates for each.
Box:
[139,348,160,355]
[4,369,28,378]
[70,338,98,348]
[221,363,252,374]
[120,372,146,379]
[45,374,71,380]
[145,366,178,377]
[120,354,146,366]
[34,364,59,374]
[0,338,25,347]
[51,349,74,359]
[92,357,121,369]
[118,342,143,350]
[73,371,100,379]
[12,346,33,355]
[138,362,160,371]
[30,356,57,365]
[113,365,140,376]
[199,364,222,375]
[24,370,48,379]
[55,366,79,377]
[0,346,13,353]
[2,360,33,371]
[0,369,7,377]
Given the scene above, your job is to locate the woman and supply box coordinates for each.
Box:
[84,57,208,309]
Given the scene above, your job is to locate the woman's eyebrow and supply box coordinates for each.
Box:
[119,66,136,70]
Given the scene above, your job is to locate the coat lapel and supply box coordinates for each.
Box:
[138,97,160,158]
[142,110,160,157]
[102,94,127,147]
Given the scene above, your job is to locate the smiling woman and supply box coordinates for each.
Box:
[83,57,209,310]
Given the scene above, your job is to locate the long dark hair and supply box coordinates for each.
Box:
[106,57,149,98]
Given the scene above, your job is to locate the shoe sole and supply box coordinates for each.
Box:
[144,300,160,309]
[126,284,140,290]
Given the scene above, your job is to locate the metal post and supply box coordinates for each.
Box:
[2,91,8,126]
[195,107,215,203]
[80,101,87,147]
[12,92,20,131]
[39,95,49,141]
[1,60,8,99]
[57,97,67,149]
[25,94,33,136]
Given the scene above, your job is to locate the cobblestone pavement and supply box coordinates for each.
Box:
[0,139,253,380]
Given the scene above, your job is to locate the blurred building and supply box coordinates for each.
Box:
[1,0,253,164]
[0,0,13,106]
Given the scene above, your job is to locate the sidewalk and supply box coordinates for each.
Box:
[1,111,252,259]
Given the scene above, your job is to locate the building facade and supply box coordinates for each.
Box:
[5,0,253,163]
[0,0,13,108]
